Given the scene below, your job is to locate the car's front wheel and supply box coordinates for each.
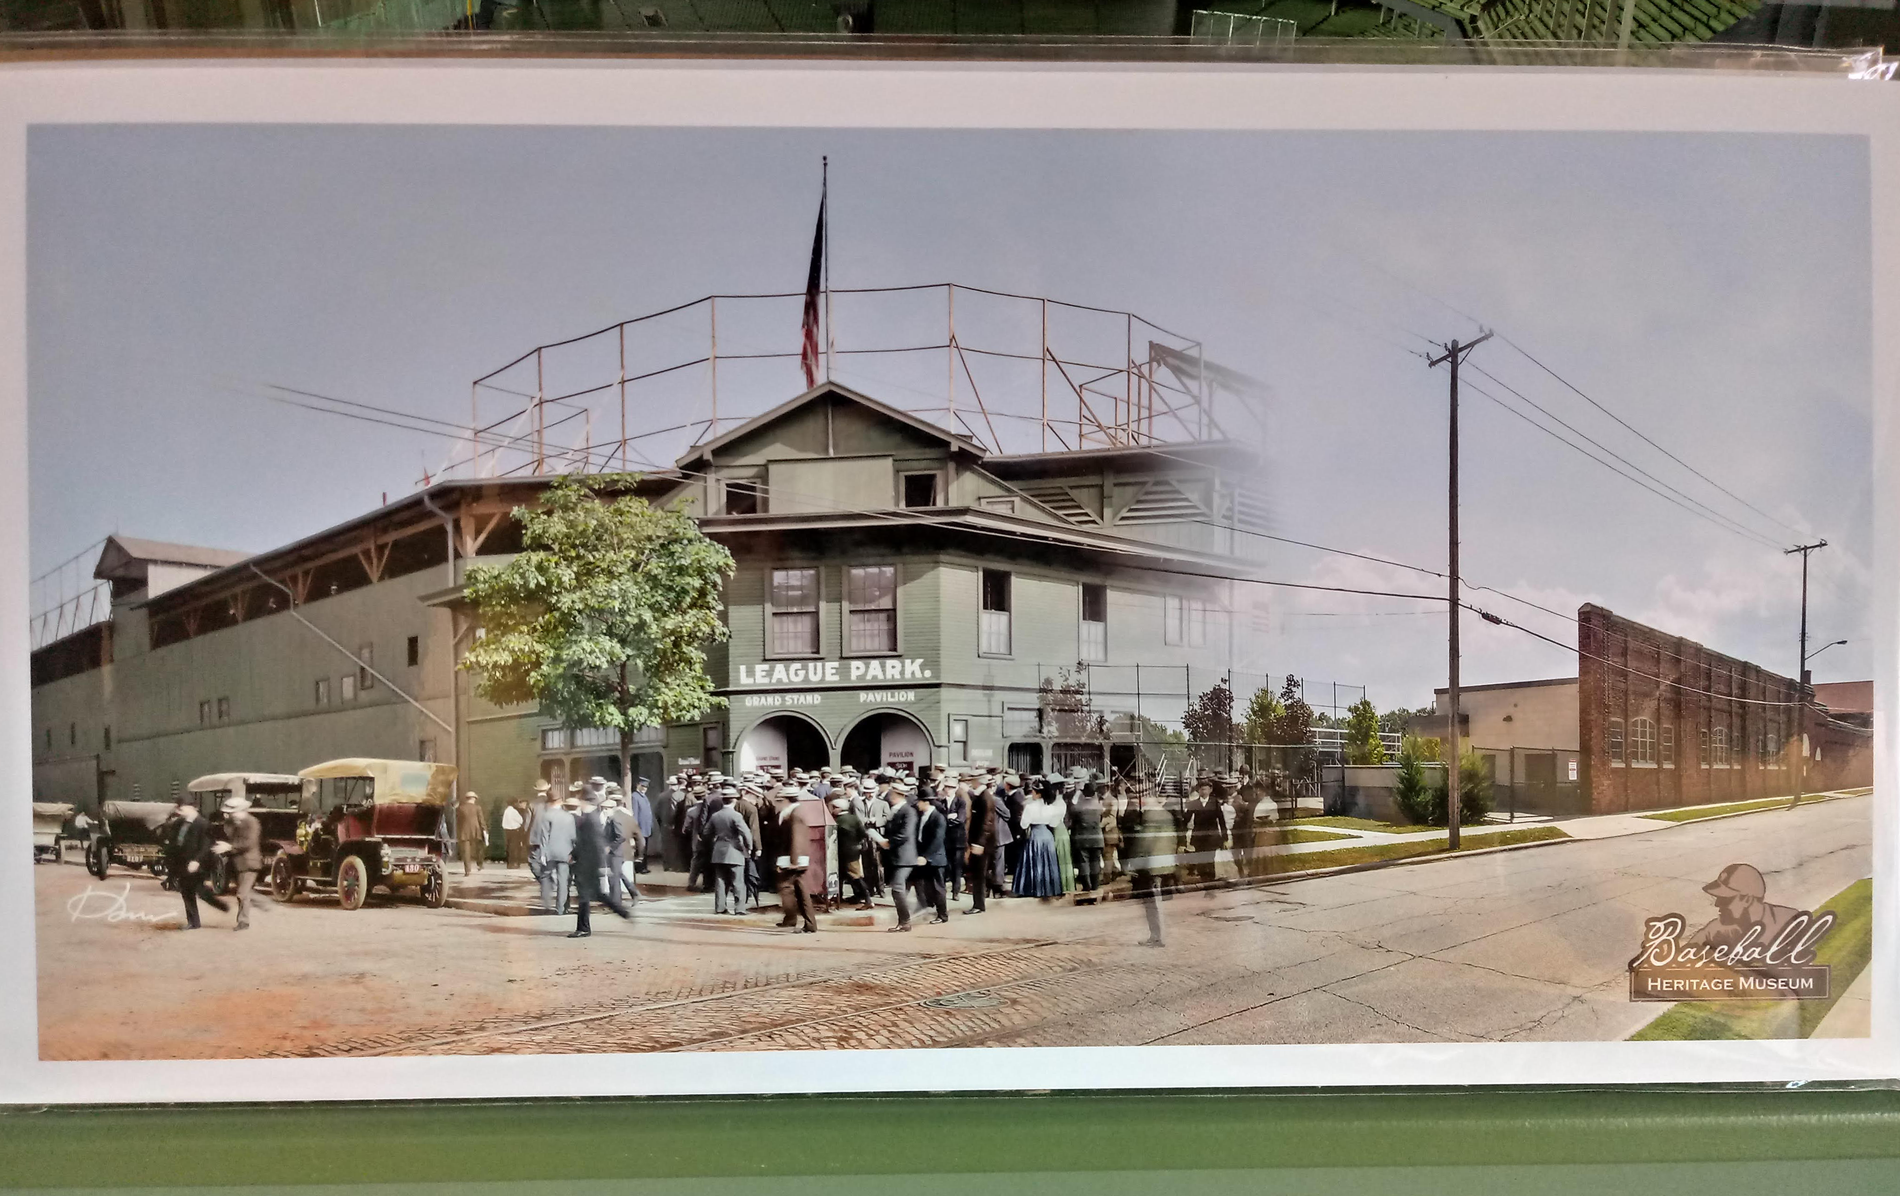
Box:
[336,854,370,911]
[421,867,447,908]
[86,839,110,880]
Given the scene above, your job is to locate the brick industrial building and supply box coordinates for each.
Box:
[1576,603,1870,814]
[1429,606,1872,818]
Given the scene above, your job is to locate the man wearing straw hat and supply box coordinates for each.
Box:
[220,793,265,931]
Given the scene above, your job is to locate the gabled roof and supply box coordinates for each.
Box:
[94,535,251,583]
[673,382,988,470]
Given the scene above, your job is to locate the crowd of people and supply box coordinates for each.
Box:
[634,763,1286,947]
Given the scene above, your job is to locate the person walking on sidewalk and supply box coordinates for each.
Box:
[600,792,640,911]
[862,777,890,898]
[568,790,633,938]
[220,795,265,930]
[875,783,920,932]
[769,784,819,933]
[162,796,228,930]
[1125,783,1177,947]
[941,777,969,899]
[707,792,753,915]
[456,792,488,877]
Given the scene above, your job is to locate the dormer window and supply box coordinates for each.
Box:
[902,472,939,508]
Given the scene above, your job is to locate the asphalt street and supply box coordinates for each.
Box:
[34,794,1869,1058]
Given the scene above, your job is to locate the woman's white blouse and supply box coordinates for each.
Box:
[1022,798,1068,827]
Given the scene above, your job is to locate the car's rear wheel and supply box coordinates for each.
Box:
[269,855,299,902]
[86,839,110,880]
[421,867,447,908]
[206,855,230,895]
[337,854,370,911]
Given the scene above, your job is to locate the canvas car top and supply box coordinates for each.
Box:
[297,759,457,805]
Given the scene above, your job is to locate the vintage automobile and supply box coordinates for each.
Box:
[31,802,73,863]
[85,801,178,879]
[269,758,454,910]
[187,772,306,893]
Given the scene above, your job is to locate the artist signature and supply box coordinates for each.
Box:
[66,883,178,925]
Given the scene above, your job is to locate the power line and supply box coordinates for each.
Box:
[1499,334,1808,539]
[1459,375,1783,551]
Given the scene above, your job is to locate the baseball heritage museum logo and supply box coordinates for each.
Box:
[1628,863,1836,1001]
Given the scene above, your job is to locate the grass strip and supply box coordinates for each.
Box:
[1263,826,1358,845]
[1642,794,1830,823]
[1262,825,1569,874]
[1628,877,1872,1041]
[1290,816,1439,835]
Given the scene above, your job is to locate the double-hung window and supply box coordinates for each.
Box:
[980,569,1012,656]
[847,565,898,654]
[1080,583,1108,662]
[769,568,821,657]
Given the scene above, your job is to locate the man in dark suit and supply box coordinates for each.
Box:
[964,775,995,914]
[1002,774,1027,891]
[914,789,950,924]
[941,778,968,898]
[876,783,920,931]
[769,785,818,933]
[569,791,633,938]
[162,797,228,930]
[600,792,640,910]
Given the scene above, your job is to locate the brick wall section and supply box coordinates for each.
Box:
[1577,604,1871,814]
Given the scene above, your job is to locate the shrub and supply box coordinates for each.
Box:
[1393,738,1493,827]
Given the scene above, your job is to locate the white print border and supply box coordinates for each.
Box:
[0,61,1892,1103]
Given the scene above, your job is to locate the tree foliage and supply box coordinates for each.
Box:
[1393,735,1492,827]
[460,474,735,784]
[1242,686,1283,745]
[1039,663,1110,739]
[1182,679,1235,744]
[1344,697,1386,766]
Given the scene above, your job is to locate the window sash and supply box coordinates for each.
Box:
[1608,718,1624,764]
[772,610,820,656]
[980,609,1012,656]
[847,565,895,611]
[770,568,818,612]
[1081,619,1107,663]
[848,609,898,654]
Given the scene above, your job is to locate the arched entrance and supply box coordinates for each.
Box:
[840,710,933,775]
[736,713,831,774]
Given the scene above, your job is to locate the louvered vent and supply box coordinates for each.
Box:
[1018,485,1100,526]
[1116,481,1206,525]
[1234,487,1272,531]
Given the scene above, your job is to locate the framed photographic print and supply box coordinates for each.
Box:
[1,53,1894,1104]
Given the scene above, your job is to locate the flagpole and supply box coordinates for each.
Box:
[823,157,833,382]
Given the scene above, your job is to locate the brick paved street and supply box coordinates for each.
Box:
[34,794,1869,1058]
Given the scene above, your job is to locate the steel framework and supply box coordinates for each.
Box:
[452,283,1267,483]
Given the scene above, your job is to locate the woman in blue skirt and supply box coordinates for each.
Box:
[1013,777,1065,899]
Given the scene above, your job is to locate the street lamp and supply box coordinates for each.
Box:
[1808,638,1848,665]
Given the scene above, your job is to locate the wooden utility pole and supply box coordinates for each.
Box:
[1428,330,1491,850]
[1786,539,1826,809]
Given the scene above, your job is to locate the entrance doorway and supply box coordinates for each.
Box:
[1007,742,1044,775]
[736,714,830,773]
[840,711,932,775]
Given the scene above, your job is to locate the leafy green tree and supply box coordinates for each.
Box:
[1242,686,1283,745]
[1182,679,1235,744]
[1272,674,1314,748]
[1344,697,1386,765]
[460,473,735,793]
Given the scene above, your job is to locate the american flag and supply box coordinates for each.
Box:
[800,176,826,389]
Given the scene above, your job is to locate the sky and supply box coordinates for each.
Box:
[27,125,1873,712]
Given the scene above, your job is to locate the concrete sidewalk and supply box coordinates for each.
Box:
[1812,964,1872,1038]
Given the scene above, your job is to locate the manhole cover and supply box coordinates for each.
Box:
[922,991,1004,1009]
